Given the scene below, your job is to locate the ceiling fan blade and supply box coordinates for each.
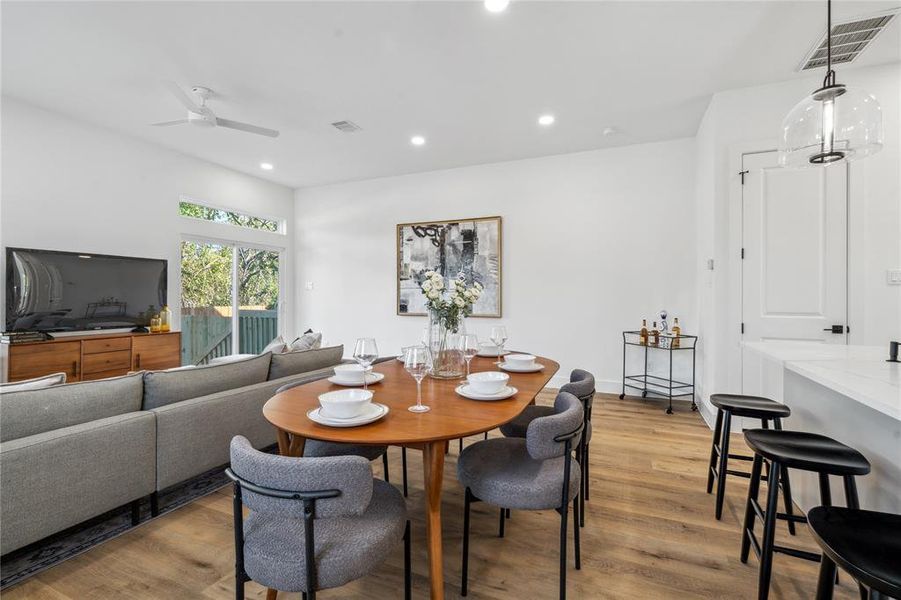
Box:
[164,81,201,112]
[151,119,190,127]
[215,117,280,138]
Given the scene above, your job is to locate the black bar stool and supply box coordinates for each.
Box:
[740,429,871,600]
[706,394,794,528]
[808,506,901,600]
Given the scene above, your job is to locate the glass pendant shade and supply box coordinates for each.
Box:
[779,83,884,168]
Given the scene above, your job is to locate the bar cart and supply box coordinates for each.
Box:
[619,330,698,414]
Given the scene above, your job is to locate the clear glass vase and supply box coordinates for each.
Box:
[428,309,466,379]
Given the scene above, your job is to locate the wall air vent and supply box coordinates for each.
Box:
[799,9,898,71]
[331,120,362,133]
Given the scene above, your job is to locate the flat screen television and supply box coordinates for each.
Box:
[5,247,167,333]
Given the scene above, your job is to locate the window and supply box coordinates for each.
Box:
[179,200,283,233]
[181,239,281,365]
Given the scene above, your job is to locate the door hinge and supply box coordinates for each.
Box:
[741,247,745,259]
[741,322,745,334]
[739,170,749,185]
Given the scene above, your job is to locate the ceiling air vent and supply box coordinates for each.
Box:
[331,120,362,133]
[799,9,898,71]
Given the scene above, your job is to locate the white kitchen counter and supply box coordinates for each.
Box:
[741,341,901,513]
[742,342,900,420]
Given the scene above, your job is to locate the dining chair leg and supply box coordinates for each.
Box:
[505,508,511,519]
[382,452,390,483]
[584,444,590,502]
[403,520,412,600]
[559,499,569,600]
[484,432,488,440]
[459,438,463,453]
[498,507,505,537]
[579,445,586,527]
[301,593,307,600]
[461,488,472,597]
[401,447,408,497]
[573,495,581,570]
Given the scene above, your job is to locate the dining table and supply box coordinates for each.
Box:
[262,352,560,600]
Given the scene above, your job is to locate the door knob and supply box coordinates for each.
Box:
[823,325,847,334]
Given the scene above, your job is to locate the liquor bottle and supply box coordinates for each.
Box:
[150,314,161,334]
[651,321,659,346]
[672,317,681,348]
[639,319,648,345]
[160,305,171,333]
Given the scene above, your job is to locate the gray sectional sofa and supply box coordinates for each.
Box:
[0,344,345,556]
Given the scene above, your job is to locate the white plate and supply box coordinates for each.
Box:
[307,402,388,427]
[498,362,545,373]
[476,349,509,358]
[455,384,518,401]
[327,372,385,387]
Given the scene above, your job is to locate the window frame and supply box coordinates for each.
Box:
[178,196,287,235]
[180,234,286,360]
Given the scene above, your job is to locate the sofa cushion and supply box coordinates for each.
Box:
[268,345,343,380]
[0,372,67,393]
[143,352,272,410]
[0,411,156,554]
[0,372,144,442]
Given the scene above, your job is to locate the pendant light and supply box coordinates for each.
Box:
[778,0,884,167]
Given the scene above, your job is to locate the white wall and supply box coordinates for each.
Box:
[0,98,296,338]
[693,63,901,424]
[294,138,698,391]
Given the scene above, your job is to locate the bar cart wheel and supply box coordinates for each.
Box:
[641,390,648,398]
[666,406,673,415]
[618,393,625,400]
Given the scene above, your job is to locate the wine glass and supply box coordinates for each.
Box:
[403,345,432,413]
[461,334,479,376]
[489,325,508,366]
[353,338,379,391]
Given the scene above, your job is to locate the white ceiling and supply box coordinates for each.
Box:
[3,1,899,188]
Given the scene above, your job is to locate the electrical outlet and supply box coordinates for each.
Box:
[305,281,314,291]
[887,270,901,285]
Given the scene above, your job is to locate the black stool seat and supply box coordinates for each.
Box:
[808,506,901,598]
[710,394,791,419]
[744,430,871,476]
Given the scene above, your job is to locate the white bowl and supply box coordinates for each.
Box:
[505,354,537,369]
[466,371,510,395]
[479,343,502,355]
[318,389,373,419]
[333,364,366,384]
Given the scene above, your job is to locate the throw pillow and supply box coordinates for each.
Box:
[262,335,288,354]
[290,332,322,352]
[0,372,67,393]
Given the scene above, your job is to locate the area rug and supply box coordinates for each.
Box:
[0,445,276,590]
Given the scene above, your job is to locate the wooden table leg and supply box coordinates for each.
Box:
[275,428,305,457]
[423,440,447,600]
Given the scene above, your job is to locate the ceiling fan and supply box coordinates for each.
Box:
[152,82,279,138]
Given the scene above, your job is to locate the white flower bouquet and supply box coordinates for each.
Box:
[419,270,482,378]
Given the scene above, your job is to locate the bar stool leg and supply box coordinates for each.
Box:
[757,458,782,600]
[773,418,797,536]
[741,454,764,563]
[814,554,837,600]
[715,410,732,520]
[706,408,724,494]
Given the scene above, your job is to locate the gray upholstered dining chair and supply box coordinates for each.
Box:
[275,380,405,494]
[499,369,595,527]
[226,436,411,600]
[457,391,583,599]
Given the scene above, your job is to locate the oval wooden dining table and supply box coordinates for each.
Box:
[262,353,560,600]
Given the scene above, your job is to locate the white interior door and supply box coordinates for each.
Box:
[741,150,848,393]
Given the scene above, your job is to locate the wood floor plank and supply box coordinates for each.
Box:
[2,393,858,599]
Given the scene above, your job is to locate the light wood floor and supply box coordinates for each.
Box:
[4,393,858,599]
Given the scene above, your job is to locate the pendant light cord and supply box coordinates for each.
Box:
[824,0,835,88]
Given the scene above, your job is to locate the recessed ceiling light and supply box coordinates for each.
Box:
[484,0,510,13]
[410,135,426,146]
[538,114,555,126]
[602,127,618,136]
[260,162,274,170]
